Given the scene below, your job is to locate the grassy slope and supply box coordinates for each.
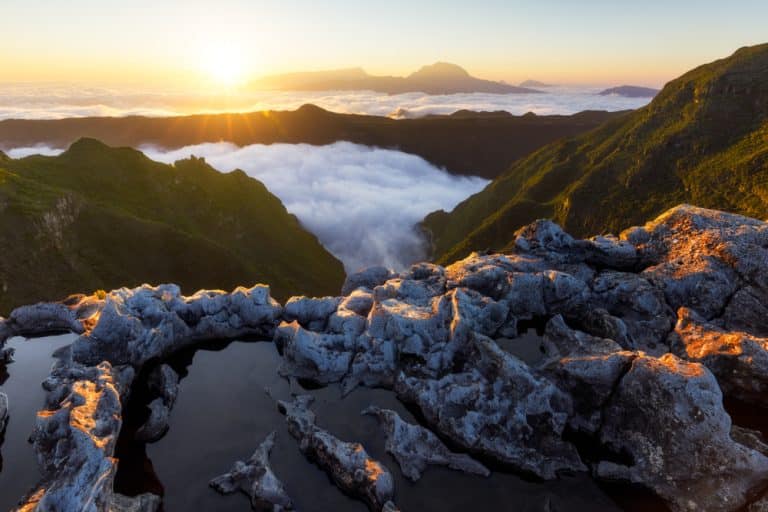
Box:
[423,43,768,263]
[0,140,345,313]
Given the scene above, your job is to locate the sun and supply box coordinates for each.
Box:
[201,44,246,88]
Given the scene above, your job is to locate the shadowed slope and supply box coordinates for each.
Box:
[0,139,344,313]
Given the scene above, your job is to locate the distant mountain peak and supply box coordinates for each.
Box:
[519,80,553,88]
[598,85,659,98]
[408,62,471,80]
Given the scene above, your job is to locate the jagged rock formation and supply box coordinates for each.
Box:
[277,395,397,511]
[209,431,294,511]
[362,406,489,480]
[7,284,282,512]
[136,364,179,442]
[5,205,768,511]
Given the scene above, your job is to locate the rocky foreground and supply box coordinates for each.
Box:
[4,205,768,511]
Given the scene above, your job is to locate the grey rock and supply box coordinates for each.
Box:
[596,353,768,512]
[538,316,635,434]
[109,493,161,512]
[6,301,86,337]
[670,307,768,403]
[277,395,396,511]
[590,270,674,353]
[342,266,395,295]
[275,321,352,384]
[0,392,8,433]
[147,364,179,408]
[362,406,489,481]
[18,362,124,512]
[210,431,294,511]
[72,284,282,366]
[723,286,768,337]
[0,346,14,364]
[135,398,171,442]
[396,333,585,479]
[284,296,342,331]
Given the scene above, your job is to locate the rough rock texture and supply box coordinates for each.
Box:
[277,395,397,511]
[136,364,180,442]
[109,493,161,512]
[17,361,130,512]
[10,205,768,512]
[210,431,294,511]
[362,406,489,481]
[395,333,585,479]
[0,391,8,433]
[670,307,768,403]
[596,354,768,512]
[72,284,282,366]
[11,284,282,512]
[0,294,102,344]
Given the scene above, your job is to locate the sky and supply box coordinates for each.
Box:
[2,0,767,88]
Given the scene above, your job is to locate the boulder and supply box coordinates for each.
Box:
[670,307,768,403]
[596,353,768,511]
[210,431,294,511]
[396,334,585,479]
[277,395,396,511]
[362,406,489,481]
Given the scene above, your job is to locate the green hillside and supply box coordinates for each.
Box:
[0,139,345,313]
[422,43,768,263]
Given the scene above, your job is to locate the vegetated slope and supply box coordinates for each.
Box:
[0,106,627,180]
[422,43,768,263]
[0,139,345,313]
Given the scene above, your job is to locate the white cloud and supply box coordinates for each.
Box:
[0,84,651,120]
[140,142,490,272]
[5,145,65,158]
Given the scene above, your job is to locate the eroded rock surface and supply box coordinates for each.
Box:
[0,392,8,432]
[277,395,397,511]
[362,405,489,481]
[210,431,294,511]
[596,353,768,511]
[10,284,283,512]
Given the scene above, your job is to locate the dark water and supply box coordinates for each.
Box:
[0,334,77,511]
[115,339,626,512]
[496,326,548,366]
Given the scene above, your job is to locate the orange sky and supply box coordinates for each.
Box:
[2,0,767,89]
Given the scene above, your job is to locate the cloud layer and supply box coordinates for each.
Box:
[134,142,488,272]
[0,84,651,120]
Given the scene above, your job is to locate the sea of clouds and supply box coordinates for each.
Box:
[141,142,490,272]
[0,83,651,120]
[0,83,649,272]
[7,142,489,272]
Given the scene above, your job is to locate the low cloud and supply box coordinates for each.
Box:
[0,84,651,120]
[141,142,490,272]
[5,145,67,158]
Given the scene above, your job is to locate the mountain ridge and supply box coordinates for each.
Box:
[0,138,345,312]
[0,107,627,180]
[421,43,768,263]
[251,62,540,95]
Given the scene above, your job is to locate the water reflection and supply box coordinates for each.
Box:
[0,333,77,511]
[116,339,624,512]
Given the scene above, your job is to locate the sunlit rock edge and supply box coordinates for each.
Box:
[3,204,768,511]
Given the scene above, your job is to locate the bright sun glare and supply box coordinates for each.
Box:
[202,45,246,88]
